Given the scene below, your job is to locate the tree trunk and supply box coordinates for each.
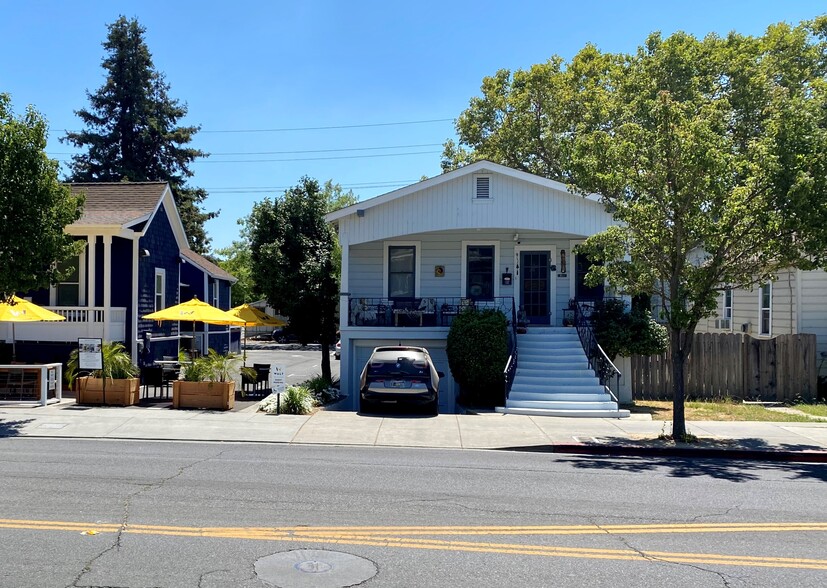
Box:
[670,327,687,440]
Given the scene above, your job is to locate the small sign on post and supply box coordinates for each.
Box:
[270,364,286,416]
[77,338,103,371]
[271,364,286,393]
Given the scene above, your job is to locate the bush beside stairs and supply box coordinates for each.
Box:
[496,327,630,418]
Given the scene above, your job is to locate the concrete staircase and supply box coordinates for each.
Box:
[496,327,629,418]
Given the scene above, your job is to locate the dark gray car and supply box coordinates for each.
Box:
[359,346,441,415]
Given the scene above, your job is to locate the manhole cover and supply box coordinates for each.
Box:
[255,549,377,588]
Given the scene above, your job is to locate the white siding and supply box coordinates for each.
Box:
[799,269,827,378]
[699,270,797,337]
[338,172,612,247]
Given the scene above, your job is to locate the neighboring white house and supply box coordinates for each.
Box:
[696,268,827,380]
[326,161,619,413]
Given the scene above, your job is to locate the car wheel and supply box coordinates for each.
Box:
[360,398,377,414]
[425,399,439,416]
[277,335,287,344]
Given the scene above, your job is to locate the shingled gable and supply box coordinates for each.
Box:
[180,248,237,283]
[65,181,189,249]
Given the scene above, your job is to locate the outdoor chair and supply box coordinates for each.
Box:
[141,366,168,399]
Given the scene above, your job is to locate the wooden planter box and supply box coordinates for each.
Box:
[76,376,140,406]
[172,381,235,411]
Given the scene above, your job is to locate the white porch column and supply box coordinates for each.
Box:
[131,239,140,362]
[102,235,112,341]
[87,236,96,307]
[339,240,350,332]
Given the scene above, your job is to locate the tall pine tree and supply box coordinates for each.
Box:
[63,16,215,253]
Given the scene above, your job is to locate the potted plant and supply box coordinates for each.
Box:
[67,342,140,406]
[172,349,252,410]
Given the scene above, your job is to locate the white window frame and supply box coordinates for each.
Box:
[154,268,166,312]
[759,283,772,336]
[460,241,500,298]
[211,280,219,308]
[51,253,86,306]
[472,174,493,203]
[383,241,421,299]
[721,289,732,330]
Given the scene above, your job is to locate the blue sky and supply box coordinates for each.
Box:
[2,1,824,251]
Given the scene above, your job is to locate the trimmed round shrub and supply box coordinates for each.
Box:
[446,308,508,407]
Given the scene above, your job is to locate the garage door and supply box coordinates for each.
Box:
[353,341,456,413]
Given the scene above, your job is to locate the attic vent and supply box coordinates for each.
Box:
[475,176,490,199]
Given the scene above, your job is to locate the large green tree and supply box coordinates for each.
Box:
[62,16,215,253]
[447,19,827,439]
[0,94,85,301]
[248,177,340,382]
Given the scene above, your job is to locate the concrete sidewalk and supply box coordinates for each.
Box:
[1,399,826,462]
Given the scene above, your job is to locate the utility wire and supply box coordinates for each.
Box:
[58,117,454,135]
[52,150,441,164]
[47,142,445,157]
[207,180,417,194]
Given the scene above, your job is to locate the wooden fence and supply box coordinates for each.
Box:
[631,332,817,401]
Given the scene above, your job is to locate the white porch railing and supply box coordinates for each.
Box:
[1,307,127,343]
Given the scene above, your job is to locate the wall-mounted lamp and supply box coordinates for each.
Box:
[560,249,567,274]
[140,248,150,258]
[513,233,519,242]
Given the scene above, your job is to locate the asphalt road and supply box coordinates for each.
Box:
[0,439,825,587]
[243,344,340,386]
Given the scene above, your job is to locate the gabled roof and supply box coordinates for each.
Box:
[181,248,237,283]
[68,182,168,227]
[325,160,601,222]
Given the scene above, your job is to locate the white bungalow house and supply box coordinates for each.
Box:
[696,269,827,383]
[326,161,630,416]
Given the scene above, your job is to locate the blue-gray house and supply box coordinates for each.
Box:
[3,182,238,364]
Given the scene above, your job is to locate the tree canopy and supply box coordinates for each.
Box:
[248,177,340,382]
[446,18,827,438]
[62,16,215,253]
[0,94,85,301]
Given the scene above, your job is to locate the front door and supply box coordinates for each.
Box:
[520,251,550,325]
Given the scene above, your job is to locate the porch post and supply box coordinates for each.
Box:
[340,241,350,332]
[87,236,96,307]
[131,239,140,363]
[102,235,112,341]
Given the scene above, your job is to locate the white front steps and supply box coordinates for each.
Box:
[496,327,629,418]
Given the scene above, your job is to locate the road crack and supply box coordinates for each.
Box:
[67,450,226,588]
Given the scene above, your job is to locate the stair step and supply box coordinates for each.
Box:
[513,377,600,387]
[508,392,613,402]
[515,369,596,378]
[511,385,607,396]
[506,399,619,411]
[495,407,631,418]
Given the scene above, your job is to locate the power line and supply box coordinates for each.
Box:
[206,180,419,194]
[52,150,441,164]
[47,142,445,157]
[58,117,455,135]
[191,150,441,164]
[199,118,454,133]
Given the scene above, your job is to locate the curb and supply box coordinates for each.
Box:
[548,443,827,463]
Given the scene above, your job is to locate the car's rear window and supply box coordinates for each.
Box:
[367,353,428,377]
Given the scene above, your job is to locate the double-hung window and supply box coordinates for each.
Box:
[56,257,80,306]
[154,269,165,312]
[759,283,771,335]
[388,246,416,299]
[466,245,495,300]
[722,289,732,330]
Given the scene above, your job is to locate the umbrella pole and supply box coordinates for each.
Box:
[11,323,15,362]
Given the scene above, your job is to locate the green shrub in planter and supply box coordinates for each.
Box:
[446,307,508,407]
[280,385,314,414]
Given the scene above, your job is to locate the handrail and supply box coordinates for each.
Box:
[573,301,622,403]
[502,301,518,403]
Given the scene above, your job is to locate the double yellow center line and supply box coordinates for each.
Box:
[2,519,826,570]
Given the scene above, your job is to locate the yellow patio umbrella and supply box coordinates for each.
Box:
[228,303,287,364]
[142,296,246,356]
[0,295,66,361]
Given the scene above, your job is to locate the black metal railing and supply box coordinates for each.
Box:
[502,301,518,403]
[347,296,515,328]
[573,300,621,402]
